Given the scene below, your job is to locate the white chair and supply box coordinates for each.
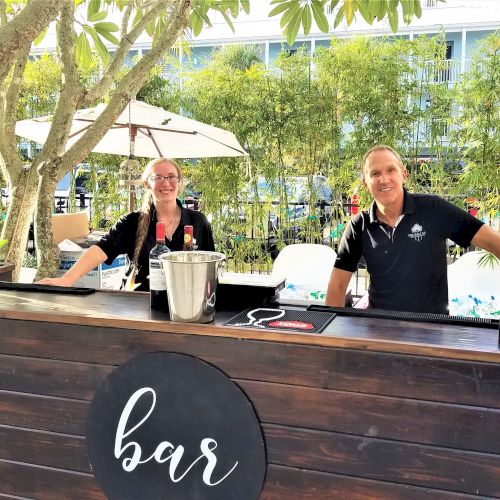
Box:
[447,251,500,316]
[272,244,336,302]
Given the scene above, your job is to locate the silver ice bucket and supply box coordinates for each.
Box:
[160,251,225,323]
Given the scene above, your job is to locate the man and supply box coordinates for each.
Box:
[326,145,500,314]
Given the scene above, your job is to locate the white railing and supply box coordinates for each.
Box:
[417,59,470,85]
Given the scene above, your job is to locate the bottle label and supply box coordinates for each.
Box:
[149,259,166,290]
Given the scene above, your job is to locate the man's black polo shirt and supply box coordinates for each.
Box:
[334,190,483,314]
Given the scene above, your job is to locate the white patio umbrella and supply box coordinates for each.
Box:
[15,99,247,158]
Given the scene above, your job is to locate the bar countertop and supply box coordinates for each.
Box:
[0,288,498,362]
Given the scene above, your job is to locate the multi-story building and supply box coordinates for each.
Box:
[31,1,499,84]
[161,0,499,85]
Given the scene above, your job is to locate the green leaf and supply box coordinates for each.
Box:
[88,10,107,22]
[221,10,235,33]
[92,22,119,32]
[343,0,355,25]
[414,0,422,17]
[333,5,344,28]
[240,0,250,14]
[269,0,296,18]
[280,3,301,29]
[387,2,399,32]
[132,9,142,28]
[76,32,92,69]
[146,18,156,37]
[376,0,386,20]
[311,0,329,33]
[401,0,414,24]
[190,11,204,36]
[83,25,110,64]
[87,0,101,19]
[34,27,48,46]
[355,0,373,24]
[302,5,312,35]
[329,0,341,9]
[286,7,302,47]
[94,24,119,45]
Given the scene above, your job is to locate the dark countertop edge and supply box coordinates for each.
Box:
[1,307,499,363]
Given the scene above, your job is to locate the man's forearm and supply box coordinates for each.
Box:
[325,268,353,307]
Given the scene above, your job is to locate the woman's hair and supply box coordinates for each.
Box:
[131,158,183,269]
[360,145,404,177]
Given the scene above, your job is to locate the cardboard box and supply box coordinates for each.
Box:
[52,212,90,244]
[57,233,128,290]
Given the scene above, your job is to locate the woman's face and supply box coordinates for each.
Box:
[146,160,180,205]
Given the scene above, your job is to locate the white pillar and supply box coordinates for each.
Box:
[265,41,270,68]
[461,28,467,73]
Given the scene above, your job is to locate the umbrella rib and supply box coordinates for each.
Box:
[195,131,247,155]
[142,127,164,157]
[68,123,92,139]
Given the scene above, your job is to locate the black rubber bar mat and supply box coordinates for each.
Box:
[225,307,336,334]
[0,281,96,295]
[308,305,499,330]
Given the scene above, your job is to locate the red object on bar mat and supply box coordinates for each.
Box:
[225,307,335,334]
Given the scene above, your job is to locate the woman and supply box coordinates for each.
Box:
[39,158,215,291]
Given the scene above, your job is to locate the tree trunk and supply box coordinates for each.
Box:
[34,166,60,280]
[0,164,39,281]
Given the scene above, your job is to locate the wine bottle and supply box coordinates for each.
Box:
[183,225,194,251]
[150,222,170,312]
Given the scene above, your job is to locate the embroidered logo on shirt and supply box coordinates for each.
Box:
[408,223,426,242]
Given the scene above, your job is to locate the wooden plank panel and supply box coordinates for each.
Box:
[1,421,498,497]
[1,381,499,455]
[0,355,113,400]
[261,464,478,500]
[0,460,104,500]
[1,322,500,408]
[0,426,90,473]
[0,391,87,435]
[264,425,500,497]
[0,460,479,500]
[240,380,500,453]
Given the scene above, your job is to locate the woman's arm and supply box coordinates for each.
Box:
[37,245,109,287]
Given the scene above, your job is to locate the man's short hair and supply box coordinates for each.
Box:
[361,145,404,178]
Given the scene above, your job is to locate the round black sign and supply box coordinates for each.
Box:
[86,352,266,500]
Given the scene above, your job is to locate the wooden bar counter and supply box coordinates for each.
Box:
[0,288,499,499]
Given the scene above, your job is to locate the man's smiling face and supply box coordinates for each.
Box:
[363,149,407,209]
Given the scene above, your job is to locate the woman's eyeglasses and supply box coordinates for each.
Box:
[148,175,180,183]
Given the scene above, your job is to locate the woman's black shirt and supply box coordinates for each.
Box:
[96,199,215,291]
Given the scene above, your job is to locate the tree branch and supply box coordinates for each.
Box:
[0,0,64,84]
[38,1,83,168]
[120,2,133,39]
[2,48,30,171]
[0,0,7,26]
[62,0,191,170]
[81,0,168,106]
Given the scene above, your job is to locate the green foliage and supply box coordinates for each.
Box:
[451,32,500,217]
[173,34,498,270]
[269,0,447,43]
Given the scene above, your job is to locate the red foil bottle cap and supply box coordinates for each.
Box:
[184,225,193,247]
[156,222,166,241]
